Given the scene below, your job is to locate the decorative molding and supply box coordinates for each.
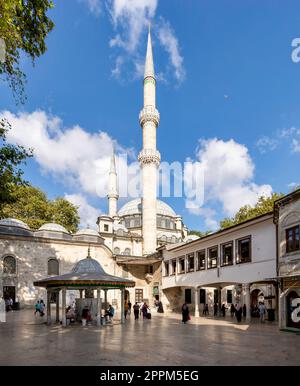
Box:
[139,106,160,127]
[138,148,161,167]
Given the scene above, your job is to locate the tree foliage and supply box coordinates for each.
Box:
[0,0,54,102]
[219,193,284,229]
[187,229,211,238]
[0,185,80,233]
[0,118,33,211]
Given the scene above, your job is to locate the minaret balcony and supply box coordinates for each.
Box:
[138,149,161,167]
[139,106,160,127]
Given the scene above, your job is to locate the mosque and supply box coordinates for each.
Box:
[0,27,193,312]
[0,27,299,331]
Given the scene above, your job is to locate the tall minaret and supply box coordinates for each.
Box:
[138,25,160,255]
[107,149,119,217]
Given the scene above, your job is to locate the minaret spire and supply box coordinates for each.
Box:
[144,23,155,80]
[138,25,160,255]
[107,147,119,218]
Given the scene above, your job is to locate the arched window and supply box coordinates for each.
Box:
[3,255,16,274]
[124,248,131,255]
[114,247,120,255]
[48,258,59,276]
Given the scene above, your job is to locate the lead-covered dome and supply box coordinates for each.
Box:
[75,228,99,237]
[38,223,69,233]
[118,198,176,217]
[72,257,105,274]
[0,218,30,229]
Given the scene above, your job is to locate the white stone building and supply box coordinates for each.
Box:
[274,189,300,331]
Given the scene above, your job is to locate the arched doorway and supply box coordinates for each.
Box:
[251,289,264,317]
[286,291,300,329]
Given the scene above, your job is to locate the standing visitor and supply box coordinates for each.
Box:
[221,303,226,317]
[242,304,247,319]
[235,303,242,322]
[203,304,209,316]
[141,302,148,320]
[258,302,266,323]
[182,302,190,324]
[213,302,218,316]
[230,303,235,317]
[133,302,140,320]
[157,301,164,313]
[124,301,129,320]
[128,301,132,316]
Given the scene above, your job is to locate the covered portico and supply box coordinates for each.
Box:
[34,250,135,326]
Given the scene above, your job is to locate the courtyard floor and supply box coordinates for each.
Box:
[0,309,299,366]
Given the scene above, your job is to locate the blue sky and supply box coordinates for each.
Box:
[1,0,300,231]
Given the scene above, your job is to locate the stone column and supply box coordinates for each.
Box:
[62,288,66,327]
[242,283,251,322]
[55,290,60,323]
[104,289,108,310]
[218,287,222,316]
[121,288,125,324]
[97,289,101,326]
[194,288,199,317]
[47,289,51,325]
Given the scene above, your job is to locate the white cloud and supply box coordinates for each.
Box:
[79,0,185,83]
[0,110,134,199]
[79,0,102,16]
[65,194,100,229]
[257,127,300,154]
[157,17,185,82]
[256,136,278,154]
[186,138,273,224]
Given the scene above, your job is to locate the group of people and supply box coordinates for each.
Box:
[34,300,45,317]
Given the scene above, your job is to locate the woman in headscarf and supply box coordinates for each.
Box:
[182,302,190,324]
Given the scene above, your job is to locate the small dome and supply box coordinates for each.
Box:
[184,234,200,242]
[0,218,30,229]
[75,228,99,237]
[38,223,69,233]
[118,199,176,217]
[72,257,105,274]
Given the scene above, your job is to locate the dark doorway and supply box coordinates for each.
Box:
[3,286,15,303]
[185,289,192,304]
[287,291,300,329]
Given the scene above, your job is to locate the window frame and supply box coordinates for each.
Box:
[286,225,300,253]
[48,258,59,276]
[135,289,143,303]
[207,246,218,269]
[178,256,185,274]
[164,261,170,276]
[196,249,206,271]
[171,259,177,275]
[187,253,195,272]
[2,255,17,275]
[221,241,234,267]
[236,235,252,264]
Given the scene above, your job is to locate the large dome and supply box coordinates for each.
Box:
[0,218,30,229]
[118,198,176,217]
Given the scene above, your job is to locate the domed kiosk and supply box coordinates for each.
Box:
[34,248,135,326]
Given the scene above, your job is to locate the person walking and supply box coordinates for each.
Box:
[133,302,140,320]
[157,301,164,313]
[141,302,148,320]
[258,302,266,323]
[34,300,40,315]
[39,300,45,317]
[203,303,209,316]
[230,303,235,317]
[213,302,218,316]
[181,302,190,324]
